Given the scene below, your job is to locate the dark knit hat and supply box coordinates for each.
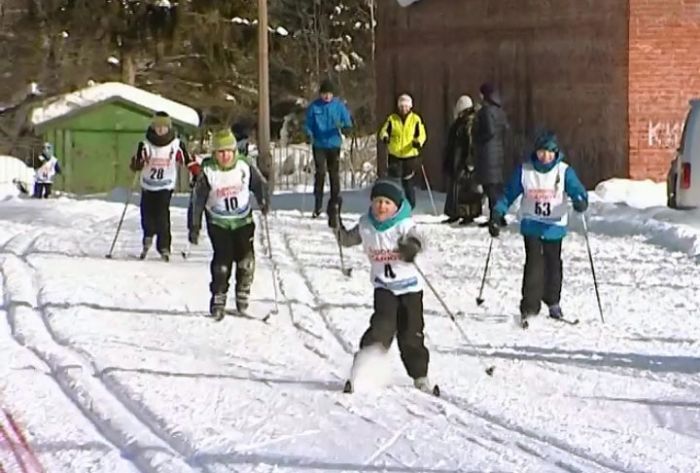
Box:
[534,130,559,152]
[479,82,495,99]
[370,178,404,207]
[151,111,172,128]
[319,78,335,94]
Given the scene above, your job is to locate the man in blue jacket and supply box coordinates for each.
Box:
[304,78,353,221]
[489,131,588,323]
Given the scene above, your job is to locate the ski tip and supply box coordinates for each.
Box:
[343,380,353,393]
[485,366,495,376]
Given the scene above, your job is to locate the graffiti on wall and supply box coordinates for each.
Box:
[647,120,683,148]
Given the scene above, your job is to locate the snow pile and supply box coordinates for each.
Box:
[589,178,700,257]
[592,178,666,209]
[30,82,200,128]
[0,155,34,200]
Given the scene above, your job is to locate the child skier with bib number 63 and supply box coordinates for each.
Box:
[330,178,439,396]
[488,131,588,327]
[187,129,270,321]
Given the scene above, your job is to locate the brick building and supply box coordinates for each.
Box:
[376,0,700,189]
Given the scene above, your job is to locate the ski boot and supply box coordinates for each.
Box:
[159,250,170,262]
[548,304,563,320]
[139,237,153,260]
[209,293,227,321]
[518,306,539,329]
[235,292,249,314]
[414,377,440,397]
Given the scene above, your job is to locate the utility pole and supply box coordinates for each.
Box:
[257,0,272,183]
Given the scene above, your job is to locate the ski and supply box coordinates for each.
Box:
[342,380,440,397]
[551,316,579,325]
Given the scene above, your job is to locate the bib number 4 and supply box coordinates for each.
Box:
[534,201,552,217]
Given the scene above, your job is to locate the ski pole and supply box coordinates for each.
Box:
[334,210,352,277]
[420,165,439,217]
[414,262,495,376]
[475,237,494,306]
[262,213,280,319]
[581,214,605,323]
[105,174,139,259]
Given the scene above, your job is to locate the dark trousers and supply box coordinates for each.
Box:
[140,189,173,253]
[483,183,503,216]
[33,182,52,198]
[387,156,419,208]
[359,288,429,379]
[312,147,340,213]
[521,236,563,314]
[207,221,255,300]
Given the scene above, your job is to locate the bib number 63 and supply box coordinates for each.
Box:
[534,201,551,216]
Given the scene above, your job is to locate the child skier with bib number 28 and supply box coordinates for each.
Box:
[488,131,588,327]
[330,178,439,396]
[188,129,270,321]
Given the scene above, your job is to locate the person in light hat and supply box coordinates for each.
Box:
[378,93,426,208]
[33,141,61,198]
[443,94,482,225]
[188,129,270,320]
[130,111,196,261]
[330,177,438,395]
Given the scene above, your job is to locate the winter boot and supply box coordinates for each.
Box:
[209,293,227,321]
[139,237,153,260]
[159,250,170,262]
[459,217,474,225]
[413,377,440,396]
[548,304,564,320]
[235,253,255,314]
[311,209,321,219]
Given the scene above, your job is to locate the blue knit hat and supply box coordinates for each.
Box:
[534,131,559,152]
[370,178,404,207]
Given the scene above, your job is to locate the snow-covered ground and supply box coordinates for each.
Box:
[0,179,698,472]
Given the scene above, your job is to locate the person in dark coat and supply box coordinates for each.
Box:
[443,95,482,225]
[474,82,508,227]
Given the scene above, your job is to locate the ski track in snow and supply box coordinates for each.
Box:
[0,199,698,472]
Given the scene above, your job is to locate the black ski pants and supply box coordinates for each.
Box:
[359,288,429,379]
[140,189,173,253]
[33,182,52,198]
[207,221,255,299]
[520,236,563,314]
[387,155,419,208]
[312,147,341,213]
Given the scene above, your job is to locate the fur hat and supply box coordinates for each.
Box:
[370,178,404,207]
[211,129,237,152]
[453,95,474,119]
[151,111,172,128]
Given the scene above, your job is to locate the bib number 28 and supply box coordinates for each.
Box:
[149,168,164,180]
[534,201,551,216]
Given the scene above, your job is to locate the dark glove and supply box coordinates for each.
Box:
[412,139,422,149]
[188,228,199,245]
[398,236,421,263]
[488,220,500,238]
[573,197,588,213]
[260,197,270,215]
[381,135,389,144]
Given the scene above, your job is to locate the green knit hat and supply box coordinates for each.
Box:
[151,111,172,128]
[211,129,237,152]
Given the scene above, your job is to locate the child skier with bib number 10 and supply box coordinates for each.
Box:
[188,129,270,321]
[488,131,588,327]
[330,178,439,396]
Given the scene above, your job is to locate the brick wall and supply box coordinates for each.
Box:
[628,0,700,180]
[377,0,629,189]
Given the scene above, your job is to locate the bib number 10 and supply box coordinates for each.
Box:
[534,201,551,217]
[224,197,239,212]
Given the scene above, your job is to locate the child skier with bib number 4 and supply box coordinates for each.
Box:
[330,178,438,396]
[488,131,588,327]
[187,129,270,321]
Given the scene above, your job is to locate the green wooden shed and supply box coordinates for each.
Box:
[29,82,200,194]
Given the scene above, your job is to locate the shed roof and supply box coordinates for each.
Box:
[29,82,200,129]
